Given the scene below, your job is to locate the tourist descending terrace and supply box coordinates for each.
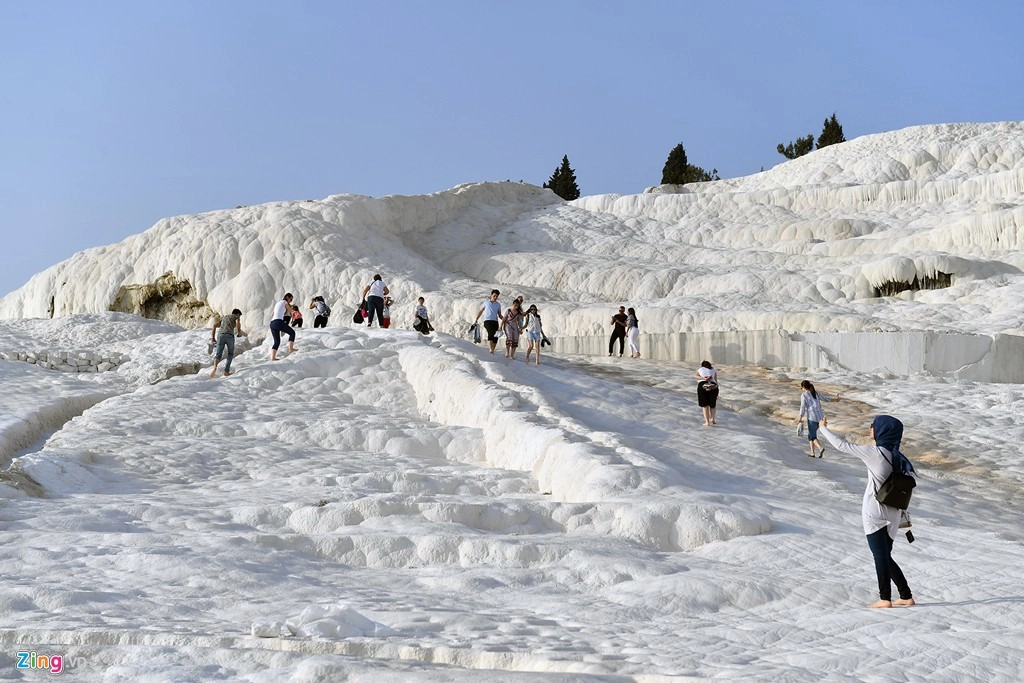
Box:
[474,289,503,354]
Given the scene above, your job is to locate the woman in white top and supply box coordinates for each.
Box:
[522,304,544,366]
[819,415,915,609]
[626,307,640,358]
[360,274,390,328]
[694,360,718,426]
[793,380,839,458]
[269,294,299,361]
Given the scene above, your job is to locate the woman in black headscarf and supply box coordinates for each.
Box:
[818,415,916,608]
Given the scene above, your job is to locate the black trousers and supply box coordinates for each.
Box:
[866,527,912,601]
[609,328,626,354]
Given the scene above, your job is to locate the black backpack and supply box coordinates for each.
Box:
[875,449,916,510]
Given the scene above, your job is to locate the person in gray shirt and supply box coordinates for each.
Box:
[210,308,245,377]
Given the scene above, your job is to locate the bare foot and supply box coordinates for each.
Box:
[223,371,231,377]
[893,598,915,606]
[703,422,710,427]
[210,368,217,377]
[868,600,893,609]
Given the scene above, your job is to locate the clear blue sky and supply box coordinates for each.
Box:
[2,1,1022,297]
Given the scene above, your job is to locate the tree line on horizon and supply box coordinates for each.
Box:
[542,113,847,200]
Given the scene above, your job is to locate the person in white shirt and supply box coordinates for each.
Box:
[694,360,718,426]
[819,415,916,609]
[413,297,432,335]
[793,380,840,458]
[626,307,640,358]
[474,289,503,354]
[308,296,330,328]
[269,293,298,361]
[522,304,544,366]
[360,274,390,328]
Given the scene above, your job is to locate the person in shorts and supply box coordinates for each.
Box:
[522,304,544,365]
[474,289,503,354]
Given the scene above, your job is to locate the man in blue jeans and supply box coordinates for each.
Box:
[210,308,245,377]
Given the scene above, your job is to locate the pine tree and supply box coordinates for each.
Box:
[777,134,815,160]
[543,155,580,200]
[662,143,690,184]
[662,143,720,185]
[816,113,846,149]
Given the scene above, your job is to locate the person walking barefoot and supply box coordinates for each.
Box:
[609,306,627,357]
[474,289,503,354]
[695,361,719,425]
[522,304,544,365]
[626,307,640,358]
[210,308,244,377]
[819,415,916,609]
[502,300,523,360]
[793,380,839,457]
[269,293,299,361]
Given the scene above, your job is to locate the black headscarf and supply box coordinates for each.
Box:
[872,415,914,473]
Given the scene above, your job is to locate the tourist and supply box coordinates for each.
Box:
[269,293,298,361]
[502,299,524,360]
[819,415,916,609]
[474,289,503,354]
[360,274,390,327]
[609,306,628,357]
[694,360,719,426]
[626,307,640,358]
[309,296,331,328]
[793,380,840,458]
[522,304,544,365]
[413,297,432,335]
[210,308,244,377]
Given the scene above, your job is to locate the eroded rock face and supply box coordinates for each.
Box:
[108,271,215,328]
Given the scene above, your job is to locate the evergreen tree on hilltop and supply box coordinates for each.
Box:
[662,143,720,185]
[662,144,689,184]
[543,155,581,200]
[777,134,815,160]
[777,113,847,159]
[817,113,846,149]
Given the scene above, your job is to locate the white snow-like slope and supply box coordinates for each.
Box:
[3,122,1024,349]
[1,317,1023,681]
[3,122,1024,680]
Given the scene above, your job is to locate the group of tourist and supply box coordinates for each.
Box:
[608,305,641,358]
[208,279,916,610]
[473,290,547,365]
